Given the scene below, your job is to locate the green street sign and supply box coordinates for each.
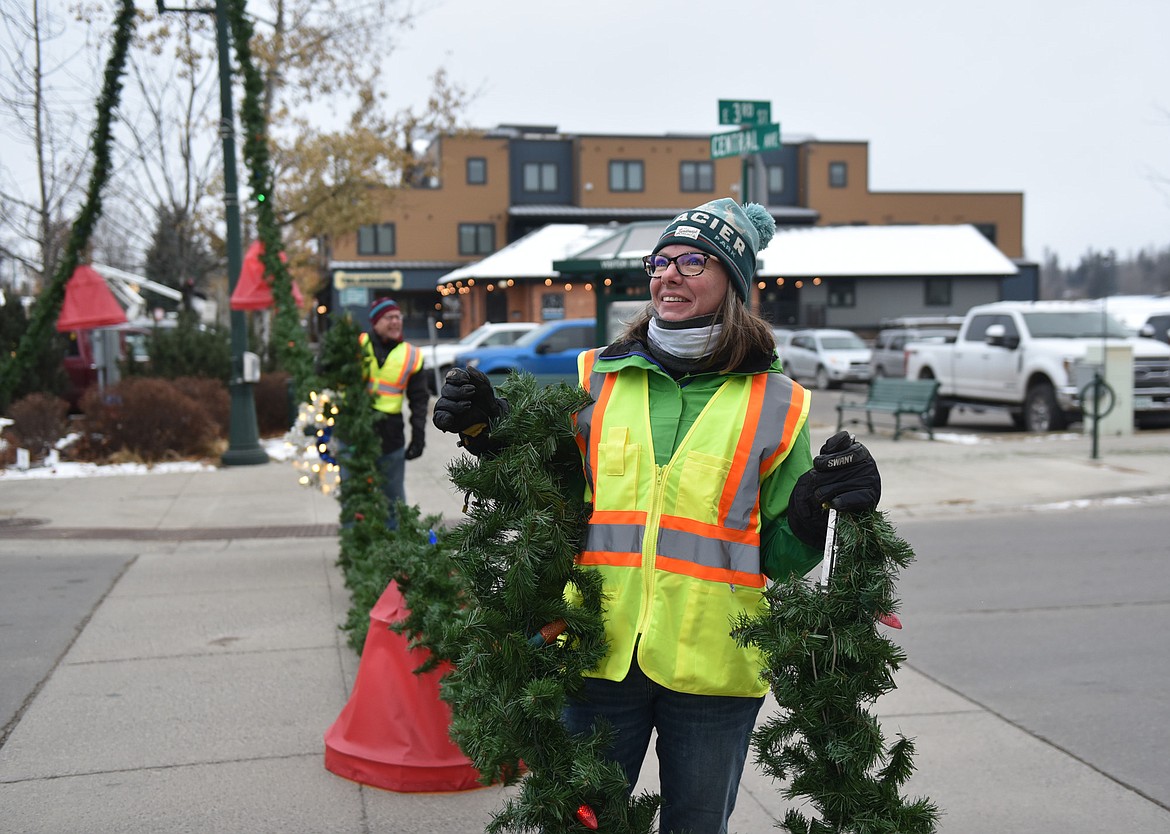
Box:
[710,123,782,159]
[718,99,772,126]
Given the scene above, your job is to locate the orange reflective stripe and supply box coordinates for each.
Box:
[718,374,767,526]
[579,550,642,568]
[653,553,767,588]
[659,513,758,545]
[586,370,618,498]
[589,508,648,526]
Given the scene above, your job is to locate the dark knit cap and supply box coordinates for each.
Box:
[369,297,400,326]
[652,198,776,301]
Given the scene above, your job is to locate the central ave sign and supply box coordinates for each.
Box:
[710,123,782,159]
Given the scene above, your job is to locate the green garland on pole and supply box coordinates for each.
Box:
[732,511,940,834]
[225,0,314,401]
[0,0,137,408]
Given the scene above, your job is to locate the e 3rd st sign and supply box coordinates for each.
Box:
[711,99,781,160]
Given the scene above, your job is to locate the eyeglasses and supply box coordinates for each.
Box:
[642,252,713,278]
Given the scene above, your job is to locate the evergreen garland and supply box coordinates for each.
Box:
[428,373,660,834]
[0,0,137,408]
[732,511,940,834]
[225,0,315,400]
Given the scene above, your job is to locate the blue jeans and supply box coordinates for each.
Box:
[562,655,764,834]
[377,447,406,530]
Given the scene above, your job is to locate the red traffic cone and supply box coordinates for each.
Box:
[324,581,482,792]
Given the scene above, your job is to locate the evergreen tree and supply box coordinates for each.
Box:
[143,206,219,312]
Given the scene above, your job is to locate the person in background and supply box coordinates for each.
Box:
[432,198,880,834]
[360,296,428,528]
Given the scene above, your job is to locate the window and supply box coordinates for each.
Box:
[458,223,495,255]
[828,161,848,188]
[541,293,565,320]
[973,223,998,245]
[357,223,395,255]
[925,278,952,306]
[767,164,785,194]
[680,161,714,192]
[609,160,644,192]
[522,162,558,193]
[827,278,856,307]
[466,158,486,185]
[539,323,595,353]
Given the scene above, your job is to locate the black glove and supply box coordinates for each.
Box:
[788,431,882,548]
[404,436,425,460]
[432,367,508,456]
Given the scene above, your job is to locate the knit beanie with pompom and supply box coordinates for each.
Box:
[652,197,776,301]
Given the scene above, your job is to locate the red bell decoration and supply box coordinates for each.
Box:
[56,265,127,332]
[229,241,303,311]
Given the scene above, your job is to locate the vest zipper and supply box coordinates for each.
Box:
[636,463,669,642]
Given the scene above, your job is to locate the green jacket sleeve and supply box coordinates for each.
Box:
[759,421,822,580]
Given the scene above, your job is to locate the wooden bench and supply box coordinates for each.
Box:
[835,378,940,440]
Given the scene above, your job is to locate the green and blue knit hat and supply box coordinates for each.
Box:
[652,198,776,301]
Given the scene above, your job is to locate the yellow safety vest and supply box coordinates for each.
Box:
[360,333,422,415]
[572,348,810,697]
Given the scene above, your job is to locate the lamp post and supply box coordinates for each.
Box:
[157,0,266,465]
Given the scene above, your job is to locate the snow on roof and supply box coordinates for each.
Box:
[757,224,1018,277]
[437,224,615,284]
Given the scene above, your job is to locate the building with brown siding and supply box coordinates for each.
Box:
[321,125,1024,341]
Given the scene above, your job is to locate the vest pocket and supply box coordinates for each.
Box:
[595,427,640,509]
[672,451,730,523]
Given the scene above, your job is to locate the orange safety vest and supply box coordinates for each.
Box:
[360,333,422,415]
[571,348,810,697]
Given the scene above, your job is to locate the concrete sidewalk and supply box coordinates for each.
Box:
[1,420,1169,833]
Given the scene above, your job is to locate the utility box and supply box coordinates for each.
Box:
[1077,343,1134,437]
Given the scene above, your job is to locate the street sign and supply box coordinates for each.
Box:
[718,99,772,126]
[710,123,782,159]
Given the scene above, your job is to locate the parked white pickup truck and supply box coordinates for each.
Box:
[903,301,1170,431]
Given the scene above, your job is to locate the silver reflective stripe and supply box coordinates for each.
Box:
[585,523,646,555]
[657,526,758,573]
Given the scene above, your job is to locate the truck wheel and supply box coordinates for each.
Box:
[1024,382,1066,432]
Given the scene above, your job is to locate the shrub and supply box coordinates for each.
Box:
[254,371,293,437]
[137,314,231,381]
[174,376,230,438]
[5,392,70,459]
[81,377,220,462]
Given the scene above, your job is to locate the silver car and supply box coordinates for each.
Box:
[783,329,872,389]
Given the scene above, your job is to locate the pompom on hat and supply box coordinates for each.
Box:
[369,297,401,326]
[652,198,776,301]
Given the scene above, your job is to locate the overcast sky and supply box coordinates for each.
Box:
[378,0,1170,266]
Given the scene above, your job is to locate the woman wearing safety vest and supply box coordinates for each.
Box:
[432,198,881,834]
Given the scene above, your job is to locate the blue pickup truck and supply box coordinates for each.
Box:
[455,318,599,383]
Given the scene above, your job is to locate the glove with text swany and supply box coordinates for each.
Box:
[404,436,425,460]
[788,430,882,549]
[431,366,509,456]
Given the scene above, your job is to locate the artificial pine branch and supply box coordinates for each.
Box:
[427,373,660,834]
[732,511,940,834]
[0,0,136,406]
